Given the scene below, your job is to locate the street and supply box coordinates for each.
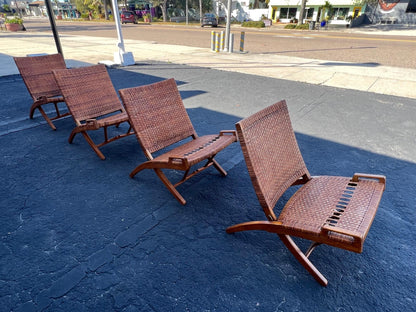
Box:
[24,18,416,69]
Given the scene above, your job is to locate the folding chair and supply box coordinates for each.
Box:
[14,53,69,130]
[53,64,134,160]
[226,100,386,286]
[119,78,237,205]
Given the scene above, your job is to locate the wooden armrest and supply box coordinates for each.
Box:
[168,156,189,167]
[86,119,98,127]
[77,119,98,130]
[322,225,362,241]
[219,130,237,137]
[352,173,386,190]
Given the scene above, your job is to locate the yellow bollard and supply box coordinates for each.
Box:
[240,31,245,53]
[215,33,220,53]
[211,31,216,51]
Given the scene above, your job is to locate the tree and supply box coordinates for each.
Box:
[319,1,332,21]
[298,0,307,25]
[152,0,168,21]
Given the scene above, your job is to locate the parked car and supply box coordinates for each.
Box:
[201,13,218,27]
[121,11,138,24]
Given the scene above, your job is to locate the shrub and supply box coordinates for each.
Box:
[241,21,265,28]
[284,24,296,29]
[5,16,23,24]
[295,23,309,30]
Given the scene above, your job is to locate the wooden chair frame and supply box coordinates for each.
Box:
[14,53,70,130]
[53,64,134,160]
[226,100,386,286]
[119,78,237,205]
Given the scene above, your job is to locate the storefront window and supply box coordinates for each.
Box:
[279,7,297,19]
[305,8,314,18]
[330,7,349,19]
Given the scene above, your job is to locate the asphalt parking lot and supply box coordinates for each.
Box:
[1,61,415,311]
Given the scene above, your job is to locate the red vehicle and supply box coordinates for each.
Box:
[121,11,138,24]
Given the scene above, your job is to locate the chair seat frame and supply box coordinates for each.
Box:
[14,54,70,130]
[226,100,386,286]
[119,78,237,205]
[129,131,237,205]
[53,64,134,160]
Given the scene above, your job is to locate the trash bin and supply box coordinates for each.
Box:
[309,21,316,30]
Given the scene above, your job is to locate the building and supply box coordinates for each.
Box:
[369,0,416,24]
[268,0,364,25]
[2,1,77,18]
[267,0,416,24]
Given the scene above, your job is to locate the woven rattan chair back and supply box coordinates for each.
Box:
[52,64,133,160]
[119,78,237,205]
[14,53,66,100]
[226,100,386,286]
[53,64,124,123]
[236,100,310,220]
[119,78,196,154]
[13,53,69,130]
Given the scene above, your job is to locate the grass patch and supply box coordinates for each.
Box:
[241,21,265,28]
[284,24,297,29]
[295,23,310,30]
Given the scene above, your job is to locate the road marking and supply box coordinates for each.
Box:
[246,30,416,43]
[274,35,314,39]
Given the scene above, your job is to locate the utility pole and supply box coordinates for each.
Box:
[224,0,232,52]
[186,0,188,25]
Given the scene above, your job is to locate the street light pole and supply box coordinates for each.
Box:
[111,0,135,65]
[224,0,232,52]
[44,0,63,57]
[186,0,189,25]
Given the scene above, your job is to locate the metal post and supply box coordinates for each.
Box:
[240,31,245,53]
[111,0,134,65]
[215,32,220,53]
[186,0,189,25]
[44,0,63,57]
[211,31,216,51]
[224,0,232,52]
[229,33,234,53]
[112,0,125,54]
[220,31,225,51]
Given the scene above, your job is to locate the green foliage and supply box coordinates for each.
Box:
[241,21,265,28]
[5,16,23,24]
[284,24,297,29]
[295,23,309,29]
[75,0,87,13]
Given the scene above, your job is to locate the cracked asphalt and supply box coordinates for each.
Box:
[0,62,415,311]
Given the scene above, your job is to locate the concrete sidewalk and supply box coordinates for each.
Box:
[1,27,416,99]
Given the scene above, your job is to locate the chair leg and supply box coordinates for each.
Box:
[130,163,146,178]
[279,234,328,286]
[154,168,187,205]
[31,105,56,130]
[80,131,106,160]
[212,159,227,176]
